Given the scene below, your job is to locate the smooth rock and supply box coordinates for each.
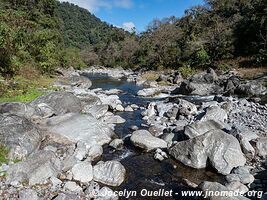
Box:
[6,150,62,185]
[102,115,126,124]
[115,104,124,112]
[137,88,161,97]
[109,139,124,150]
[64,181,83,192]
[0,114,41,160]
[31,92,82,115]
[93,161,126,187]
[44,113,115,146]
[255,138,267,157]
[184,120,225,138]
[200,106,228,122]
[86,105,109,119]
[124,106,134,112]
[71,161,93,183]
[0,102,35,118]
[130,130,167,151]
[169,129,246,175]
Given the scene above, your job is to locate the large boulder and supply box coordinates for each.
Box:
[71,161,93,183]
[69,75,92,89]
[44,113,115,147]
[169,129,246,175]
[86,104,109,119]
[137,88,161,97]
[30,92,82,115]
[130,130,167,151]
[184,120,225,138]
[93,161,126,187]
[0,102,35,118]
[0,114,41,159]
[6,150,62,186]
[200,106,228,122]
[254,138,267,157]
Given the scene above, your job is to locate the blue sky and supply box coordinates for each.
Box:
[59,0,205,32]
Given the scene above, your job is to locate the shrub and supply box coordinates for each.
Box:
[256,49,267,66]
[179,65,195,78]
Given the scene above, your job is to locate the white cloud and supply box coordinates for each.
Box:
[122,22,136,32]
[59,0,134,13]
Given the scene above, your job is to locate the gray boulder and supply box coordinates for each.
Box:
[200,106,228,122]
[31,92,82,115]
[137,88,161,97]
[71,161,93,183]
[93,161,126,186]
[0,114,41,160]
[6,150,62,185]
[255,138,267,157]
[184,120,225,138]
[86,104,109,119]
[0,102,35,118]
[169,129,246,175]
[130,130,167,151]
[69,75,92,89]
[44,113,115,146]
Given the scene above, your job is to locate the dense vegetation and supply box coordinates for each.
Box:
[0,0,266,80]
[58,0,267,71]
[0,0,87,78]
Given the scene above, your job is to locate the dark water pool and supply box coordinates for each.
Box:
[84,72,222,200]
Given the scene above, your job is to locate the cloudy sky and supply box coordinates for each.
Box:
[58,0,204,32]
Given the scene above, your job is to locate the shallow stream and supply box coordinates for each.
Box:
[85,73,222,200]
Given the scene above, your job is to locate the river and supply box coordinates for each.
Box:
[84,72,223,200]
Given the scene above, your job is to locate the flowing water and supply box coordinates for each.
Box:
[84,73,222,200]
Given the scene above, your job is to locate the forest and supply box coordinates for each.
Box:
[0,0,266,79]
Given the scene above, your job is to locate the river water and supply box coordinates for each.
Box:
[85,73,222,200]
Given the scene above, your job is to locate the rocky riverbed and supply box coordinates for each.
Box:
[0,66,266,200]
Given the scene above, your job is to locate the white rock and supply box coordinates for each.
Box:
[64,181,82,192]
[71,161,93,183]
[130,130,167,151]
[115,104,124,112]
[93,161,126,187]
[109,139,124,150]
[124,106,134,112]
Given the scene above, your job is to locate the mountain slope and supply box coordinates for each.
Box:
[57,2,128,49]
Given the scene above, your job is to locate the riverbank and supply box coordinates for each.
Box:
[0,66,266,199]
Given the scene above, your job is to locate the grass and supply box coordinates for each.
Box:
[0,88,44,103]
[141,71,160,81]
[0,145,9,165]
[0,75,55,103]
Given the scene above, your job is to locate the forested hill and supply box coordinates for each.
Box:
[0,0,266,80]
[57,2,128,49]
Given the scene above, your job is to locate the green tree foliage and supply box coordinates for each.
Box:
[0,0,86,78]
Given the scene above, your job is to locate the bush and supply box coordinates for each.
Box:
[179,65,195,78]
[217,63,231,72]
[256,49,267,65]
[61,48,86,69]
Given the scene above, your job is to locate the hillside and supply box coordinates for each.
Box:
[57,2,128,49]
